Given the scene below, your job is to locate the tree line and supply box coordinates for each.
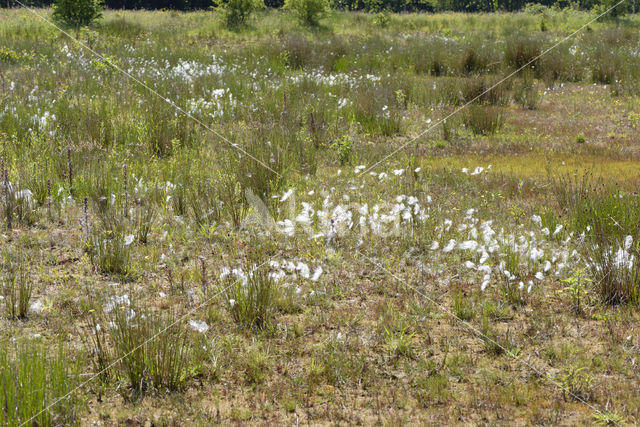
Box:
[2,0,632,16]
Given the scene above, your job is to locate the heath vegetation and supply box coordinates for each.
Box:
[1,5,640,425]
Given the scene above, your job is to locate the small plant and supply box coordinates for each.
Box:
[52,0,103,29]
[134,204,155,244]
[2,168,14,230]
[441,119,456,141]
[284,0,330,27]
[593,411,625,425]
[244,343,270,385]
[480,308,519,357]
[451,286,473,321]
[383,325,415,359]
[504,36,541,71]
[575,134,586,144]
[557,365,595,402]
[225,267,278,330]
[413,370,450,405]
[561,268,591,315]
[331,134,354,166]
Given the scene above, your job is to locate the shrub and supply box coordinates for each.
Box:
[221,0,263,28]
[52,0,103,29]
[373,11,390,28]
[284,0,329,27]
[331,134,354,165]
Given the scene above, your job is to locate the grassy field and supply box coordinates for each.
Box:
[1,6,640,425]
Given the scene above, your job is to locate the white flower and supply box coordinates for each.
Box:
[124,234,135,246]
[625,235,633,251]
[393,169,404,176]
[535,272,544,280]
[229,299,236,307]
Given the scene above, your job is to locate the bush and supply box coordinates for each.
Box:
[52,0,103,29]
[221,0,263,28]
[284,0,330,27]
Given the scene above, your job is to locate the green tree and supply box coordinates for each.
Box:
[593,0,627,20]
[52,0,103,28]
[221,0,263,28]
[284,0,329,26]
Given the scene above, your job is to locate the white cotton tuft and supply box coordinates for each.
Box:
[443,239,456,253]
[311,266,323,282]
[458,240,478,251]
[188,320,209,333]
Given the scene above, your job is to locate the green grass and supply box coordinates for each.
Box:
[0,340,79,426]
